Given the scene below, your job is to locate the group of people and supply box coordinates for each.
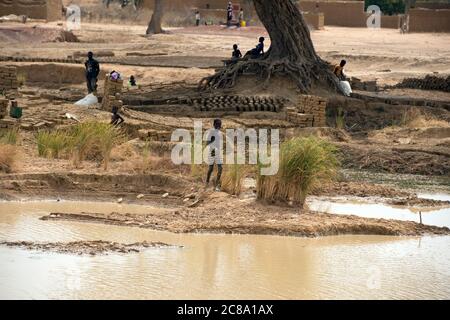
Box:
[84,51,137,126]
[227,36,265,65]
[227,2,245,27]
[194,2,245,28]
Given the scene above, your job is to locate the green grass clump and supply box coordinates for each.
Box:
[36,122,124,169]
[257,136,340,208]
[36,130,70,158]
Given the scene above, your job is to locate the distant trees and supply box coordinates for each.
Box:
[365,0,406,15]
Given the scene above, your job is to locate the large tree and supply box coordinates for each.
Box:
[146,0,164,35]
[200,0,339,93]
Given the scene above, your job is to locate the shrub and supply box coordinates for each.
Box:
[257,136,339,207]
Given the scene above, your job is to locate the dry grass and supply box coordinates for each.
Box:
[0,144,18,173]
[257,137,339,207]
[69,122,124,169]
[128,142,189,174]
[0,128,20,145]
[221,164,250,196]
[401,108,450,128]
[335,107,345,129]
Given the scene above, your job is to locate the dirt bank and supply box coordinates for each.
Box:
[40,192,450,237]
[0,240,173,255]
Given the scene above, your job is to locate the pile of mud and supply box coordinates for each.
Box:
[0,26,79,43]
[394,75,450,92]
[0,240,172,255]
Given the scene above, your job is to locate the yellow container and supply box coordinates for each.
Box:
[240,20,246,27]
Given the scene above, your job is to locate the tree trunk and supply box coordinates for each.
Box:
[146,0,164,35]
[200,0,339,93]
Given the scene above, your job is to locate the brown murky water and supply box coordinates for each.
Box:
[0,200,450,299]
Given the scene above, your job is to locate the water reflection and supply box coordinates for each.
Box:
[0,201,449,299]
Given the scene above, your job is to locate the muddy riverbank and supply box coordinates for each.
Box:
[0,240,172,256]
[37,193,450,237]
[1,171,450,238]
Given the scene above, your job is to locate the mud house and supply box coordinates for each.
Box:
[408,8,450,32]
[0,0,63,21]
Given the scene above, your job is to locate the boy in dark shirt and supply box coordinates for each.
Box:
[232,44,242,60]
[84,51,100,94]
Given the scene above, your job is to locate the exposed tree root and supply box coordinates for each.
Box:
[199,0,343,94]
[199,56,340,93]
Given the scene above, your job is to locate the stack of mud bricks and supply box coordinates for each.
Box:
[102,77,124,112]
[0,66,18,96]
[138,129,172,142]
[194,95,285,112]
[286,95,327,127]
[0,98,8,119]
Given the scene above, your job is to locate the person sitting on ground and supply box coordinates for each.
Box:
[334,59,352,96]
[111,106,124,126]
[245,37,265,59]
[129,75,137,86]
[84,51,100,94]
[231,44,242,60]
[333,60,347,81]
[205,119,223,192]
[195,11,201,26]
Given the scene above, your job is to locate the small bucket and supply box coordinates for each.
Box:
[9,100,22,119]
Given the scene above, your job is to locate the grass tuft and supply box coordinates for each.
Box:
[257,136,339,207]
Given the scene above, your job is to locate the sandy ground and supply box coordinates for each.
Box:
[1,22,449,85]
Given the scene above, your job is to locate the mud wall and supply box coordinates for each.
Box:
[414,2,450,10]
[0,0,62,21]
[11,63,106,86]
[409,8,450,32]
[304,12,325,30]
[141,0,195,11]
[298,1,366,27]
[194,0,232,9]
[0,65,18,93]
[381,15,401,29]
